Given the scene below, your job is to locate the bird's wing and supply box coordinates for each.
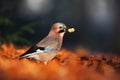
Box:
[19,45,56,58]
[19,37,60,58]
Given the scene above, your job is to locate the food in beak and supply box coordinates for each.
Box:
[68,28,75,33]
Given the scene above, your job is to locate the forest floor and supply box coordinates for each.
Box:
[0,44,120,80]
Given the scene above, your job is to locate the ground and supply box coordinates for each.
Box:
[0,44,120,80]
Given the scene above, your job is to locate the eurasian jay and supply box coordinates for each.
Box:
[19,22,75,64]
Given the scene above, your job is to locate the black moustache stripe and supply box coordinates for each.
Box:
[58,30,65,33]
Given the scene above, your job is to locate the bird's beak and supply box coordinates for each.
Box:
[64,26,67,32]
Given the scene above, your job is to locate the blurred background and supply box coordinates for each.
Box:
[0,0,120,53]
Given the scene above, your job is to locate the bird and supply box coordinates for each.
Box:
[19,22,73,64]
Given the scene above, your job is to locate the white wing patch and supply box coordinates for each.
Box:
[36,49,44,53]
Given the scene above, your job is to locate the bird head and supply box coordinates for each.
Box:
[50,22,67,36]
[48,22,75,38]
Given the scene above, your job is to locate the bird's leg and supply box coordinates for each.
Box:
[29,57,32,60]
[44,61,48,64]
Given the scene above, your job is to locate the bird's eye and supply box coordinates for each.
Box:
[59,26,62,29]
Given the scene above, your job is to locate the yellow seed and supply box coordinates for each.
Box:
[68,28,75,33]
